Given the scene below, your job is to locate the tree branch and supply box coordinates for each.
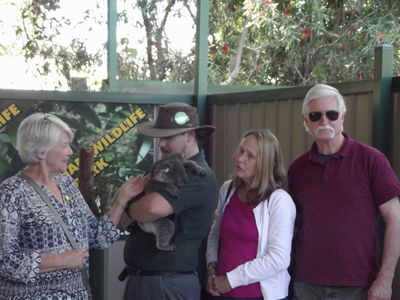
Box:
[223,14,251,85]
[139,0,157,80]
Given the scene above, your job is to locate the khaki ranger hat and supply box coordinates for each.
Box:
[138,102,216,138]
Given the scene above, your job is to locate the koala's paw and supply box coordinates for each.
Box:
[150,218,176,251]
[156,242,176,251]
[166,186,180,197]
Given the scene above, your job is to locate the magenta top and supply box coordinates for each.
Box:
[216,190,262,298]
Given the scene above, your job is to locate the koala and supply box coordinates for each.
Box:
[130,153,206,251]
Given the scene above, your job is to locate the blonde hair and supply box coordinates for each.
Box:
[233,129,287,204]
[16,113,74,165]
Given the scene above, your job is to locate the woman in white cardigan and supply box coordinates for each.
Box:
[206,129,296,300]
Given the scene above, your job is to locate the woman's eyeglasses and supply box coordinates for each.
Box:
[308,110,339,122]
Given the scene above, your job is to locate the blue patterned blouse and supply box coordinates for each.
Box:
[0,173,120,299]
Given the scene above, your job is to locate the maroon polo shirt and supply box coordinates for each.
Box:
[288,133,400,286]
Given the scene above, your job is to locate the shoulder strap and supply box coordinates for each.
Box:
[19,172,79,249]
[18,172,91,293]
[225,180,234,203]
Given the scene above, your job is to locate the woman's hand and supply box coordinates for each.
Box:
[115,176,145,206]
[213,274,232,294]
[61,248,89,269]
[40,248,89,273]
[206,262,220,297]
[109,176,145,226]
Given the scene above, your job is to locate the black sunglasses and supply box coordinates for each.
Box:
[308,110,339,122]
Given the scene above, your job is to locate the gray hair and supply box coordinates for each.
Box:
[16,113,74,165]
[302,84,347,115]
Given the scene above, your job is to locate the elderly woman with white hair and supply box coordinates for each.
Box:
[0,112,143,299]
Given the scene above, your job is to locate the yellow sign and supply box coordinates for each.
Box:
[0,104,21,128]
[66,107,147,178]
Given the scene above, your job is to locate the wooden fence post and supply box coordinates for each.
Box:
[373,44,394,160]
[373,44,400,300]
[79,147,105,300]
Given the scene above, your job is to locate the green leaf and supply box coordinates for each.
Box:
[129,48,138,57]
[62,103,102,128]
[135,137,152,164]
[58,116,98,134]
[0,159,11,179]
[0,134,11,143]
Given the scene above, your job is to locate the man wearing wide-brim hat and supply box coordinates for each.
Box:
[120,102,218,300]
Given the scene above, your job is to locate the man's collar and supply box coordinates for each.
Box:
[187,149,203,161]
[309,132,351,162]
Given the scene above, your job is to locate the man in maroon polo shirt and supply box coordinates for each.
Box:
[288,84,400,300]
